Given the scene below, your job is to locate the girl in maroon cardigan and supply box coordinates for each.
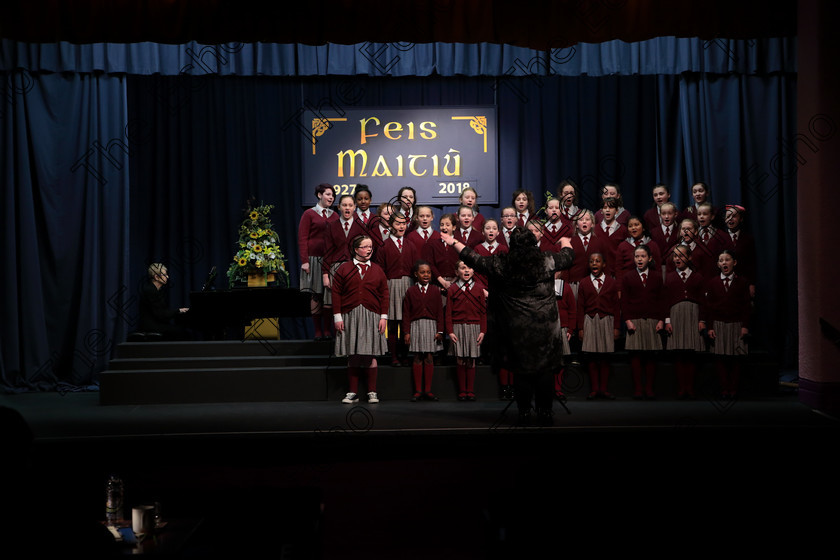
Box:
[595,196,629,272]
[563,210,610,298]
[423,213,459,293]
[332,235,389,404]
[555,278,576,401]
[322,195,368,308]
[615,215,661,284]
[703,249,751,400]
[663,244,706,399]
[375,212,419,366]
[406,205,437,255]
[298,183,338,340]
[694,202,729,279]
[474,219,512,399]
[577,252,620,399]
[402,260,444,401]
[594,182,631,226]
[459,186,485,233]
[643,183,671,232]
[723,204,756,299]
[619,244,665,399]
[446,260,487,401]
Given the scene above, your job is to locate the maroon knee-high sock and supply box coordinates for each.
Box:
[499,368,511,386]
[457,363,466,394]
[312,315,323,339]
[466,363,475,394]
[729,361,741,395]
[423,362,434,393]
[412,362,423,394]
[675,361,686,395]
[645,359,656,395]
[322,309,334,337]
[631,355,643,395]
[365,366,378,393]
[347,366,360,394]
[715,360,728,394]
[555,369,564,394]
[685,361,696,395]
[599,361,610,393]
[588,361,600,394]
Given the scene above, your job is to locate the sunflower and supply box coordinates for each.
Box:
[250,211,259,220]
[253,244,263,253]
[238,257,248,266]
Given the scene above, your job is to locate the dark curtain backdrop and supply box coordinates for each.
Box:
[0,38,798,391]
[127,73,796,371]
[1,72,131,391]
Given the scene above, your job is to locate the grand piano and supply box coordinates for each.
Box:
[184,286,312,339]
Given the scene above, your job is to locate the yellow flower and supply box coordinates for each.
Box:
[250,232,259,238]
[250,211,259,220]
[253,245,263,253]
[238,257,248,266]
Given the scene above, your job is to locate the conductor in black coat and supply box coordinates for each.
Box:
[139,263,190,340]
[441,226,574,425]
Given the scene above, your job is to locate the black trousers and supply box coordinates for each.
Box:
[514,372,554,412]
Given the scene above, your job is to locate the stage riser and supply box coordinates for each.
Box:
[107,355,335,370]
[98,362,778,405]
[114,340,334,359]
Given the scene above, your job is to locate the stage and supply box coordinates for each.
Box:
[2,360,838,558]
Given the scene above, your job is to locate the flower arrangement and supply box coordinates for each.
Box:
[226,202,290,288]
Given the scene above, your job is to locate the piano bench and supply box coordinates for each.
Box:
[127,332,164,342]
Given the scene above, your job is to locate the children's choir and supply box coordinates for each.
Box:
[297,181,755,402]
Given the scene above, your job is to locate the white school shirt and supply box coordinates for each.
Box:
[600,220,620,236]
[313,204,334,218]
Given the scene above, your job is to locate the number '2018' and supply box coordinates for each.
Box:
[438,182,469,194]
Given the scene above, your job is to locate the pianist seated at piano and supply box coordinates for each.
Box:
[139,263,191,340]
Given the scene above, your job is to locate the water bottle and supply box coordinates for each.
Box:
[105,475,124,526]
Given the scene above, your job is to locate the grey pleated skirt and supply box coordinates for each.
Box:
[668,301,705,352]
[387,276,413,320]
[448,323,481,358]
[712,320,748,356]
[624,317,663,351]
[581,314,614,354]
[560,326,571,355]
[299,256,325,295]
[335,305,388,357]
[409,318,443,353]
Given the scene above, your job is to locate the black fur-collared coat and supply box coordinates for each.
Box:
[459,238,574,377]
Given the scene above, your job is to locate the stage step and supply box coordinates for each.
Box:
[113,339,334,359]
[99,341,781,405]
[107,354,335,370]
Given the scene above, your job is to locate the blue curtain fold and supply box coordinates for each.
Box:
[1,37,796,77]
[1,72,130,391]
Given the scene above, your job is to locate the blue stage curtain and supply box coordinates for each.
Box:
[124,73,796,364]
[0,72,131,391]
[0,37,800,391]
[1,37,795,77]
